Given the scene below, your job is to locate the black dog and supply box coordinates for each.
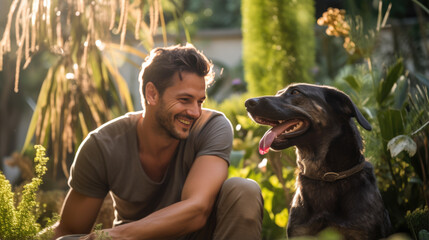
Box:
[245,83,391,239]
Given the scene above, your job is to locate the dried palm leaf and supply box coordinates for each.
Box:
[3,0,167,178]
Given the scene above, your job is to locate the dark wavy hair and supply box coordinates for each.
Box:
[138,43,214,106]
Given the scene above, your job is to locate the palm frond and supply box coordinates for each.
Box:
[3,0,167,178]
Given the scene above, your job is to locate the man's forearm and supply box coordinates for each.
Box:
[103,198,211,240]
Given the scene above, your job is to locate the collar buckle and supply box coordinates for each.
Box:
[322,172,340,182]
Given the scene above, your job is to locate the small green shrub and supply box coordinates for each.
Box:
[406,207,429,240]
[0,145,56,240]
[93,223,112,240]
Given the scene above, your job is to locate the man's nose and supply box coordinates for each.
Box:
[187,102,201,119]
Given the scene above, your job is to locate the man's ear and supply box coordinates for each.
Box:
[145,82,159,105]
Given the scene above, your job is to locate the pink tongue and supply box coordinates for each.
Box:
[259,124,287,155]
[259,120,301,155]
[259,129,277,155]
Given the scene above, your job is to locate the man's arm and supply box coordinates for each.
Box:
[52,189,104,239]
[97,155,228,240]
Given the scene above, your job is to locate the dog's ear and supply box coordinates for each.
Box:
[325,88,372,131]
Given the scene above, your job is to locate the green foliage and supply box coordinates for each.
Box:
[242,0,315,96]
[93,223,112,240]
[325,4,429,232]
[337,59,415,229]
[419,230,429,240]
[0,173,16,239]
[180,0,241,29]
[376,60,405,106]
[0,145,55,240]
[333,57,429,231]
[406,207,429,240]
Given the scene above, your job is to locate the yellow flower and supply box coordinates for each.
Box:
[343,37,356,55]
[317,8,350,37]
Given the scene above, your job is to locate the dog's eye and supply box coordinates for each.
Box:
[291,89,300,95]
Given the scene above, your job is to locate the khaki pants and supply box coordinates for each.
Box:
[57,177,264,240]
[183,177,263,240]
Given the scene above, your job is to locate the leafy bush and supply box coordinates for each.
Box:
[406,207,429,240]
[318,4,429,233]
[242,0,315,96]
[0,145,56,240]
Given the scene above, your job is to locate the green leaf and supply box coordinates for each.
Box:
[387,135,417,157]
[103,56,134,112]
[393,76,409,110]
[78,112,89,138]
[268,175,281,188]
[377,59,404,104]
[89,51,103,88]
[84,95,103,126]
[261,188,274,215]
[377,109,404,142]
[21,67,56,153]
[418,229,429,240]
[274,208,288,228]
[343,75,361,91]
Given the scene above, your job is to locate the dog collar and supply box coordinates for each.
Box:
[301,160,368,182]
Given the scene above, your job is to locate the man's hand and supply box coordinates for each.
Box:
[78,234,93,240]
[77,229,110,240]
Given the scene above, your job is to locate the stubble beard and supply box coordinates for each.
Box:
[155,103,190,140]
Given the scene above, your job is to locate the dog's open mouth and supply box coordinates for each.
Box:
[253,116,309,155]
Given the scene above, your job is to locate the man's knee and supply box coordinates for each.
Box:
[213,177,263,239]
[222,177,261,198]
[219,177,263,217]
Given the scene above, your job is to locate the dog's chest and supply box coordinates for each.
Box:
[293,180,346,212]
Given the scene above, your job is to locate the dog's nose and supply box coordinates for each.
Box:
[245,98,259,109]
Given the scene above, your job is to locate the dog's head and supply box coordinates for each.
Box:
[245,83,371,155]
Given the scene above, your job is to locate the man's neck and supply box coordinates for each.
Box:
[136,115,179,182]
[137,115,179,157]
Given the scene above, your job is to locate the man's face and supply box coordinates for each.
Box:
[155,71,206,140]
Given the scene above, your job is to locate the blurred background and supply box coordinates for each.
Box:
[0,0,428,239]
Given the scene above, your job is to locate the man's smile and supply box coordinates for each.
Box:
[177,116,193,126]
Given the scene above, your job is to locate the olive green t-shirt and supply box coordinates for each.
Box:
[68,109,233,226]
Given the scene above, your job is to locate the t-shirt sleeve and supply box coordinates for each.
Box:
[195,114,233,164]
[68,135,109,198]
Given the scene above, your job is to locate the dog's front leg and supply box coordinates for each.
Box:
[287,219,325,238]
[287,202,315,238]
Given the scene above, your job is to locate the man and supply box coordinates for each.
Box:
[52,44,263,240]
